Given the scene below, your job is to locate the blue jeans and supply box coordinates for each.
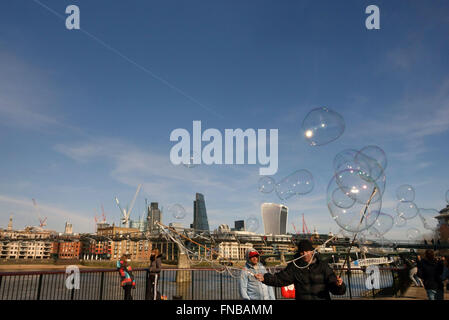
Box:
[426,289,444,300]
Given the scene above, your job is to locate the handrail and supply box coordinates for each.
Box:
[0,265,405,276]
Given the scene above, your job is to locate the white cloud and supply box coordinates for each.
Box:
[0,194,92,233]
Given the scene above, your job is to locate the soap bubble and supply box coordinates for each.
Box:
[334,149,386,197]
[368,212,394,238]
[355,149,386,183]
[406,228,421,241]
[446,189,449,204]
[246,216,260,232]
[331,187,356,209]
[168,204,186,219]
[327,170,382,233]
[396,185,415,202]
[258,176,275,194]
[418,208,439,231]
[357,145,387,171]
[275,169,314,200]
[396,201,418,220]
[334,169,382,205]
[394,214,407,228]
[301,107,345,146]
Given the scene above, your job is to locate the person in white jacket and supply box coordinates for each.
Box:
[239,248,275,300]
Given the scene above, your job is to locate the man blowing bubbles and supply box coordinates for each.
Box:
[255,240,346,300]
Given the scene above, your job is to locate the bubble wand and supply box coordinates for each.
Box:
[338,187,378,277]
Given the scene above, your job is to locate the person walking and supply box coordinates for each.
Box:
[405,257,423,287]
[239,248,275,300]
[417,250,444,300]
[117,254,136,300]
[255,240,346,300]
[146,248,162,300]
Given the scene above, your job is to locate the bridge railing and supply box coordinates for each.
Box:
[0,266,404,300]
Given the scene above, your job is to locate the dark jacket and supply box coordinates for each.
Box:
[417,258,444,290]
[149,254,162,275]
[263,253,346,300]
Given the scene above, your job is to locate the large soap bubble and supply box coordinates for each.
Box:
[327,170,382,233]
[406,228,421,241]
[301,107,345,146]
[168,204,187,220]
[258,176,275,194]
[246,216,260,232]
[394,214,407,228]
[396,185,415,202]
[331,187,356,209]
[334,149,386,197]
[275,169,314,200]
[418,208,439,231]
[368,212,394,238]
[396,201,418,220]
[334,169,383,205]
[357,145,387,171]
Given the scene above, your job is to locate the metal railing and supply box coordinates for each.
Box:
[0,266,403,300]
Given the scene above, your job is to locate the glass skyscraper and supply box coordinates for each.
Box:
[192,193,210,232]
[146,202,162,234]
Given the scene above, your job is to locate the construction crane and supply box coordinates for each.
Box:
[32,199,47,228]
[101,204,107,222]
[115,184,142,228]
[302,213,310,235]
[291,222,298,234]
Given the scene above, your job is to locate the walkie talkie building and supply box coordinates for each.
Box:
[261,203,288,235]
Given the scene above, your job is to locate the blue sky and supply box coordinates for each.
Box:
[0,0,448,240]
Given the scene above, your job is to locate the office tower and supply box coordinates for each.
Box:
[234,220,245,231]
[147,202,162,234]
[193,193,210,232]
[64,222,73,234]
[261,203,288,235]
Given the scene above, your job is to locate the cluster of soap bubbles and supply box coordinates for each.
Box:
[301,107,345,146]
[393,184,442,240]
[167,204,187,220]
[258,169,314,201]
[394,184,418,222]
[327,146,387,234]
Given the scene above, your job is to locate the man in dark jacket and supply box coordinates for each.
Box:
[255,240,346,300]
[417,250,444,300]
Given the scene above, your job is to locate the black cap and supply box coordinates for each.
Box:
[297,239,314,252]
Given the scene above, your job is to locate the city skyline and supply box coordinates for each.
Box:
[1,1,449,240]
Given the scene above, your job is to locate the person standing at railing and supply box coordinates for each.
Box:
[255,240,346,300]
[146,248,162,300]
[117,254,136,300]
[239,248,275,300]
[417,250,444,300]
